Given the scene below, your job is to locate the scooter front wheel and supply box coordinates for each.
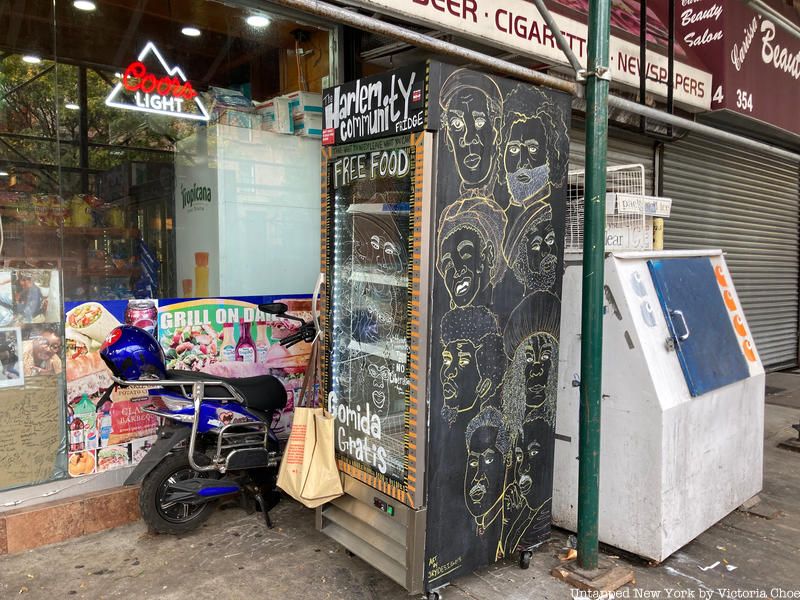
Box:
[140,451,218,534]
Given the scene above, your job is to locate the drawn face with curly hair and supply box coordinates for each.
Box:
[521,333,557,410]
[440,307,505,425]
[507,205,558,293]
[504,115,550,206]
[442,338,481,415]
[501,293,560,439]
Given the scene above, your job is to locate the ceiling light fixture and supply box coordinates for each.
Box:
[22,55,42,64]
[0,171,9,177]
[181,26,201,37]
[65,103,80,110]
[73,0,97,11]
[246,14,270,28]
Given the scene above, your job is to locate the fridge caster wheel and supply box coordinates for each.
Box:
[519,550,533,570]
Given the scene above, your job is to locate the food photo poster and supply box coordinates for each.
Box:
[0,268,64,491]
[0,327,24,388]
[64,294,313,478]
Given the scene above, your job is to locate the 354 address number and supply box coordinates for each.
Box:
[712,87,754,113]
[736,89,754,112]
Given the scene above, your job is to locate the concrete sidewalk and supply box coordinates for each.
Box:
[1,379,799,599]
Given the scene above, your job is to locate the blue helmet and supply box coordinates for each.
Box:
[100,325,166,381]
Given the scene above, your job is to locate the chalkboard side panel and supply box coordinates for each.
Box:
[422,62,571,591]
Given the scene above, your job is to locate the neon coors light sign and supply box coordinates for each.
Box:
[105,42,210,121]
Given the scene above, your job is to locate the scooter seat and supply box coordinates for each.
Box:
[165,370,288,412]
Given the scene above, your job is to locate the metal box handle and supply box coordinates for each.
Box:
[669,309,691,342]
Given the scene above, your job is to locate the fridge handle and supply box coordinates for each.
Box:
[312,272,324,341]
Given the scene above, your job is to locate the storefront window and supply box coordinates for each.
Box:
[0,0,332,492]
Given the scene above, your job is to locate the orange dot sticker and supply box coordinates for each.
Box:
[733,314,747,337]
[742,339,757,363]
[723,290,737,311]
[714,265,728,287]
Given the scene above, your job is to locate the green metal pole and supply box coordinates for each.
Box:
[577,0,612,572]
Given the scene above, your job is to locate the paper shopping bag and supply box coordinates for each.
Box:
[276,406,343,508]
[276,405,319,504]
[276,336,342,508]
[298,409,344,508]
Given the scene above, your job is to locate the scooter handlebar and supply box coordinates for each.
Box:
[279,323,316,348]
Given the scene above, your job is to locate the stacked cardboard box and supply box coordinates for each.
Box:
[255,97,293,134]
[284,91,322,138]
[206,87,321,138]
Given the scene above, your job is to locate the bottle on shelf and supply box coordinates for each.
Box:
[74,393,97,431]
[69,415,85,452]
[221,323,237,362]
[194,252,209,296]
[85,427,98,450]
[235,319,256,363]
[255,320,271,362]
[99,405,112,448]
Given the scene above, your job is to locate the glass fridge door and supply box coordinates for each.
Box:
[326,136,418,502]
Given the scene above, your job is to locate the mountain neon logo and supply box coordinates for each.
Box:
[105,42,210,121]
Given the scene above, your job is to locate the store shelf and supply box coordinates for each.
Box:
[67,268,139,277]
[347,339,407,363]
[349,270,408,287]
[1,223,139,238]
[66,227,139,237]
[347,202,410,215]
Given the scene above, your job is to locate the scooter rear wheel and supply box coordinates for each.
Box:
[140,451,218,534]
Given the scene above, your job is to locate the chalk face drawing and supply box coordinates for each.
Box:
[425,64,569,585]
[464,407,511,528]
[504,115,549,205]
[503,84,568,209]
[502,293,561,427]
[437,197,507,308]
[439,307,505,425]
[366,357,394,419]
[439,71,504,193]
[504,201,558,294]
[502,414,552,555]
[513,417,550,501]
[352,212,407,277]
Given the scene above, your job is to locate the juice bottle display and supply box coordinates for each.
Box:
[69,416,85,452]
[235,319,256,363]
[99,406,112,448]
[74,393,97,431]
[194,251,209,296]
[255,320,271,362]
[221,323,236,362]
[85,428,98,450]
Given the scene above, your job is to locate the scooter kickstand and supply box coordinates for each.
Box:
[254,492,274,529]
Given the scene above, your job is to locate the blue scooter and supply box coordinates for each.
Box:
[99,302,316,534]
